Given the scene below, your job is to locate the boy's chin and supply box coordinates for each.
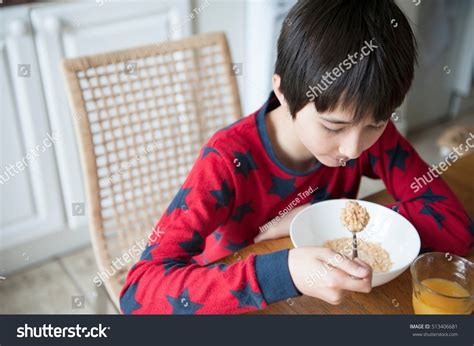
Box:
[316,155,343,168]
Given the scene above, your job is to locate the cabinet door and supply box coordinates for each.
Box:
[30,0,192,230]
[0,7,64,250]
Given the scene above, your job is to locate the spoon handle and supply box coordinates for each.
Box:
[352,232,358,259]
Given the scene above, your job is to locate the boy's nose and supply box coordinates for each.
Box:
[339,133,363,160]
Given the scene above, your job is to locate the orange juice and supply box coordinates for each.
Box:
[412,278,471,314]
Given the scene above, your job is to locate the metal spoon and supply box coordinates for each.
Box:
[351,231,358,259]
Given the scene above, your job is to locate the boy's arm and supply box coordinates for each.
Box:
[360,121,473,256]
[119,144,300,314]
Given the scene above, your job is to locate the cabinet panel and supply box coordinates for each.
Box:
[0,44,36,225]
[0,7,64,250]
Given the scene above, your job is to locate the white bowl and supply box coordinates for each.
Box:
[290,199,421,287]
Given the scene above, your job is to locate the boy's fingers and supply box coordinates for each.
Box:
[353,257,372,272]
[317,249,371,278]
[328,268,372,293]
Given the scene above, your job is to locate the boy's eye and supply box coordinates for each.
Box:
[370,121,388,130]
[323,126,344,134]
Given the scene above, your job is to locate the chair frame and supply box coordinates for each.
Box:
[61,32,241,311]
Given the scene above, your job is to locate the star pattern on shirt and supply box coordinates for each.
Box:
[344,184,359,199]
[167,187,192,215]
[120,282,142,315]
[140,243,159,261]
[345,159,357,168]
[233,150,258,177]
[162,258,187,276]
[468,219,474,236]
[210,179,235,209]
[206,263,228,271]
[213,231,222,241]
[268,174,297,199]
[420,204,445,229]
[178,230,204,256]
[225,239,249,253]
[414,187,447,204]
[231,202,254,222]
[166,288,203,314]
[310,186,333,204]
[368,152,379,172]
[230,283,264,309]
[408,188,448,229]
[385,141,410,171]
[202,146,220,159]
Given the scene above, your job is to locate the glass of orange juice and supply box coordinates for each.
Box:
[410,252,473,314]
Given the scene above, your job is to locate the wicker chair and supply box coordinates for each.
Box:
[61,32,241,311]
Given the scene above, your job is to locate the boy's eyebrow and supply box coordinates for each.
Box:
[319,116,353,124]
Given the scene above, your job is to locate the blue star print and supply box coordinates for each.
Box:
[233,151,258,177]
[213,231,222,241]
[268,174,296,199]
[178,231,204,255]
[225,239,249,252]
[468,219,474,236]
[385,142,410,171]
[368,152,379,173]
[415,188,447,204]
[420,204,445,229]
[167,187,192,215]
[120,282,142,315]
[231,202,254,222]
[345,159,356,168]
[310,186,332,204]
[230,283,264,309]
[166,288,203,314]
[202,146,220,159]
[206,263,228,271]
[140,243,159,261]
[210,180,235,208]
[162,258,187,276]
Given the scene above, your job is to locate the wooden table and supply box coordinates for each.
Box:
[218,153,474,314]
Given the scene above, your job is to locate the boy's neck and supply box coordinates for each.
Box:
[266,105,317,172]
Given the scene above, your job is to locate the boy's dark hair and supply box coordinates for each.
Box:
[275,0,417,123]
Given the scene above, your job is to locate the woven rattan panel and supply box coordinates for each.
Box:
[64,33,240,274]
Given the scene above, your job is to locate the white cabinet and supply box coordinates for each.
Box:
[0,7,65,250]
[0,1,192,274]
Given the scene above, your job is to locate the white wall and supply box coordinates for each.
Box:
[194,0,247,111]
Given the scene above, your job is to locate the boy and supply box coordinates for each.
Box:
[120,0,473,314]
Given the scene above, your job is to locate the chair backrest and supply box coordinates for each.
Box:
[61,32,241,307]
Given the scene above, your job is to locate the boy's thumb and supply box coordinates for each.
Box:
[253,232,265,243]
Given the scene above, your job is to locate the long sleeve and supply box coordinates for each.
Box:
[119,143,300,314]
[360,121,473,256]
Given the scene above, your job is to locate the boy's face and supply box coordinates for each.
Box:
[292,102,388,168]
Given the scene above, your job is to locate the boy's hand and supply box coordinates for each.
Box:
[254,204,308,243]
[288,247,372,305]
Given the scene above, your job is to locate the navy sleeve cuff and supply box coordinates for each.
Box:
[254,249,301,304]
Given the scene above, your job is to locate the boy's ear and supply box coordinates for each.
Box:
[272,74,287,108]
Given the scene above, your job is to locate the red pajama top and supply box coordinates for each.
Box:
[120,92,474,314]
